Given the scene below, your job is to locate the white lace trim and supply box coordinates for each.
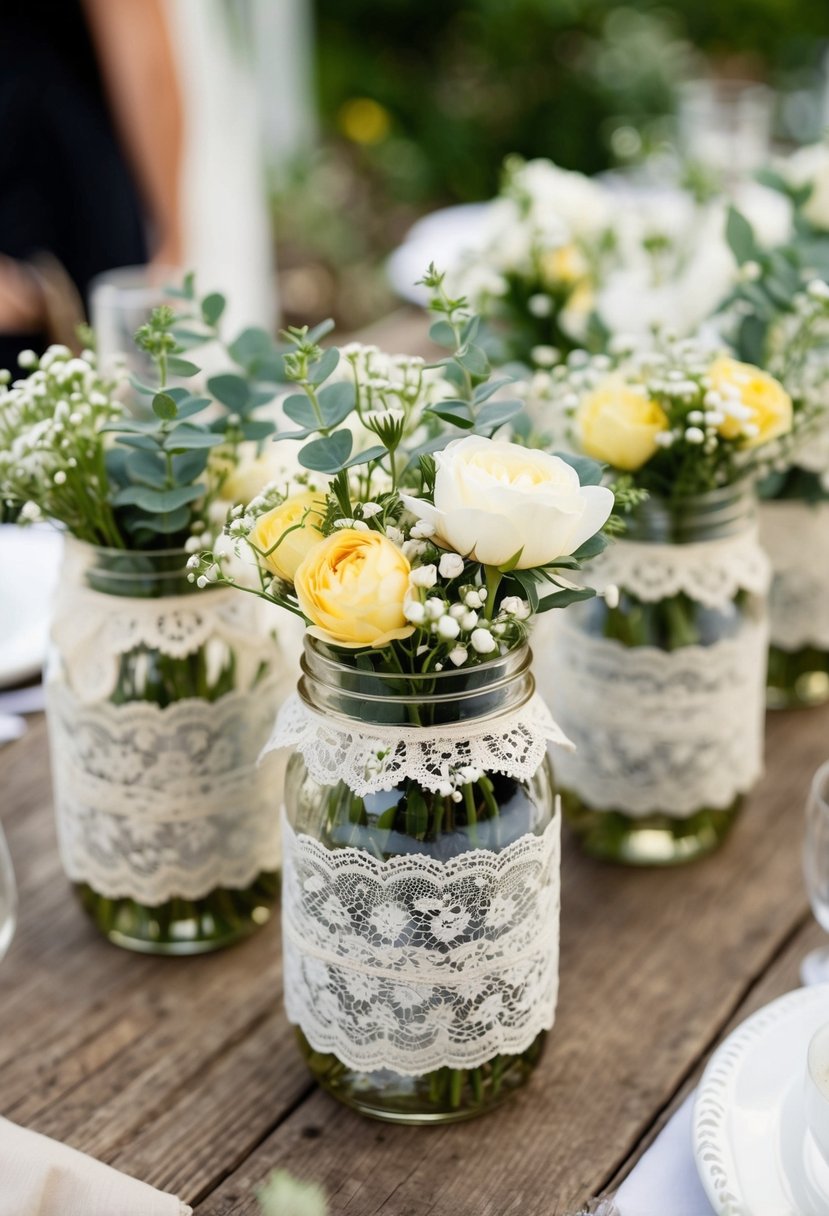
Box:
[47,675,284,903]
[538,612,768,818]
[263,691,571,795]
[51,582,272,704]
[282,807,560,1074]
[585,529,770,610]
[760,500,829,652]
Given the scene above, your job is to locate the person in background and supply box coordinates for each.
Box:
[0,0,183,370]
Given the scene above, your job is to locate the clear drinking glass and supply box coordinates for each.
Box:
[802,760,829,985]
[89,265,182,388]
[0,820,17,962]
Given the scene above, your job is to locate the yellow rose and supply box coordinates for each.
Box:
[220,443,302,505]
[707,356,793,448]
[294,530,415,648]
[249,491,326,582]
[577,377,669,471]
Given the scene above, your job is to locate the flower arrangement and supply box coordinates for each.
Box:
[195,267,616,666]
[715,201,829,501]
[712,192,829,705]
[0,281,284,550]
[526,333,794,864]
[192,269,618,1121]
[449,157,614,364]
[447,156,792,367]
[0,280,303,954]
[531,334,794,499]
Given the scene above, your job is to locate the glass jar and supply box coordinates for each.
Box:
[761,499,829,710]
[539,485,769,865]
[279,639,559,1124]
[46,540,285,953]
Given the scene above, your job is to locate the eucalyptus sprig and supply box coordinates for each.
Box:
[418,264,526,436]
[0,277,293,549]
[268,274,526,501]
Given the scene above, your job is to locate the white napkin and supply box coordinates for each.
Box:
[0,1118,192,1216]
[615,1095,714,1216]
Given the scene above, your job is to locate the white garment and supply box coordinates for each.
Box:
[615,1095,713,1216]
[0,1117,190,1216]
[166,0,276,332]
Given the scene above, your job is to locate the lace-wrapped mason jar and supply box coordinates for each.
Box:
[268,638,563,1123]
[536,484,770,865]
[45,540,286,953]
[760,498,829,709]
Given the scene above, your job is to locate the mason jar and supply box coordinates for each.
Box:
[277,638,560,1124]
[46,540,285,953]
[761,499,829,710]
[537,484,770,865]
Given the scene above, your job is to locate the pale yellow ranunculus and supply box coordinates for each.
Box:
[249,491,326,582]
[294,529,415,648]
[707,356,793,448]
[577,377,669,472]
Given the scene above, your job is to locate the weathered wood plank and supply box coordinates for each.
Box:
[192,705,825,1216]
[0,720,310,1205]
[605,916,825,1199]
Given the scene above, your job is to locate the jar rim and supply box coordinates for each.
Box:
[625,479,756,543]
[302,635,531,683]
[298,637,536,721]
[66,536,190,561]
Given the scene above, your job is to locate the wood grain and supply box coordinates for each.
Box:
[178,705,825,1213]
[1,702,824,1213]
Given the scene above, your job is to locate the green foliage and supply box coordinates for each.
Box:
[99,282,294,546]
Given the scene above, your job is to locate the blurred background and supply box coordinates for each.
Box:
[1,0,828,361]
[273,0,829,329]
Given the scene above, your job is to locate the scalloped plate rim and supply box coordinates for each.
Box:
[693,983,829,1216]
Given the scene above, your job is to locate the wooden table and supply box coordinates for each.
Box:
[2,315,828,1213]
[2,700,828,1214]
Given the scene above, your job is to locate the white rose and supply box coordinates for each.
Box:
[402,435,613,569]
[513,160,611,238]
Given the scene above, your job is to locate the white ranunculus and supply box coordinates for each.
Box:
[401,435,613,570]
[512,160,611,238]
[779,143,829,231]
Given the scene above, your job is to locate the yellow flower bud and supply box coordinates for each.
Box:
[294,529,415,649]
[249,491,326,582]
[577,377,669,471]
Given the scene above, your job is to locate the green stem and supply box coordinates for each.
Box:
[463,782,478,845]
[484,566,502,620]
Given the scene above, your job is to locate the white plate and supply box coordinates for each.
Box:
[693,984,829,1215]
[386,203,492,304]
[0,526,63,688]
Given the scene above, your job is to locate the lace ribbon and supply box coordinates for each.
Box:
[760,500,829,652]
[263,691,571,796]
[282,807,560,1074]
[51,582,272,704]
[540,612,768,818]
[585,528,770,610]
[47,675,285,903]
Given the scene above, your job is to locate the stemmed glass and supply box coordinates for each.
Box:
[0,819,17,962]
[677,78,774,190]
[802,759,829,985]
